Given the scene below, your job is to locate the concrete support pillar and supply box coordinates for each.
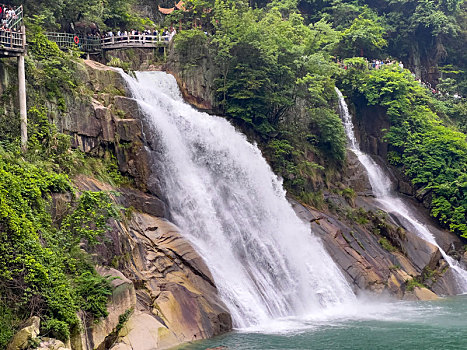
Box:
[18,54,27,152]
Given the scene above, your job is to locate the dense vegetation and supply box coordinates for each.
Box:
[0,0,466,346]
[175,0,466,223]
[175,1,350,200]
[0,115,119,346]
[172,0,466,237]
[9,0,154,32]
[0,7,123,346]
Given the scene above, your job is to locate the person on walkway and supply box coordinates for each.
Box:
[169,27,177,41]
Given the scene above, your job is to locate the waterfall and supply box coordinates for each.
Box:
[336,88,467,293]
[120,71,357,328]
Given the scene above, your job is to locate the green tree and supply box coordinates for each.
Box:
[338,12,387,57]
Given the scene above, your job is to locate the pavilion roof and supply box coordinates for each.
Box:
[158,5,175,15]
[159,1,187,15]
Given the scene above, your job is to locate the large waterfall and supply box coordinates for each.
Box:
[336,88,467,293]
[120,71,357,328]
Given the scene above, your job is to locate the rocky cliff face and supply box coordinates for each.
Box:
[165,41,219,112]
[5,46,465,348]
[8,59,232,350]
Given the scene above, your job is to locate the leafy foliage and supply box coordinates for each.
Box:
[26,16,81,112]
[0,147,119,343]
[338,12,387,58]
[11,0,147,32]
[189,0,347,199]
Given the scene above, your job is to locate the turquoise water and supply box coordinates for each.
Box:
[175,296,467,350]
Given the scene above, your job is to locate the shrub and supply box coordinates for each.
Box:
[0,149,118,341]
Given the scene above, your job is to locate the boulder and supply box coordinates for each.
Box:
[166,40,218,112]
[37,338,70,350]
[399,229,441,271]
[404,286,439,301]
[289,197,448,298]
[117,187,167,218]
[431,267,464,296]
[7,316,40,350]
[78,267,136,350]
[114,96,143,120]
[116,119,142,142]
[110,311,177,350]
[343,151,372,194]
[83,60,125,93]
[95,105,115,142]
[398,180,414,196]
[74,176,232,350]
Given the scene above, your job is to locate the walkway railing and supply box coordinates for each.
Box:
[46,32,170,53]
[7,5,23,30]
[46,32,101,52]
[101,34,170,47]
[0,28,25,52]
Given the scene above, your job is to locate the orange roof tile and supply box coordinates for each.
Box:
[175,1,186,10]
[158,5,175,15]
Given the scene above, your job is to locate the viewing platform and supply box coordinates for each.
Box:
[46,32,170,54]
[0,5,26,58]
[0,4,27,151]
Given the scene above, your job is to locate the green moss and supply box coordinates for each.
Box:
[108,56,131,72]
[406,278,426,292]
[77,154,133,188]
[115,308,133,334]
[379,237,397,252]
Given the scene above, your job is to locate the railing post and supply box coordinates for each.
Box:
[18,54,27,152]
[21,25,26,51]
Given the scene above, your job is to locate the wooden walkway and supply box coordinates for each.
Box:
[46,32,170,54]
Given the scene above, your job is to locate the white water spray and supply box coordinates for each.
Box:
[120,71,357,328]
[336,88,467,293]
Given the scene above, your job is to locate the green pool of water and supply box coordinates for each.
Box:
[174,296,467,350]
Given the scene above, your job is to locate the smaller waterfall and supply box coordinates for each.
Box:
[336,88,467,293]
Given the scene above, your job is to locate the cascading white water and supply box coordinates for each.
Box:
[336,88,467,293]
[120,71,357,328]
